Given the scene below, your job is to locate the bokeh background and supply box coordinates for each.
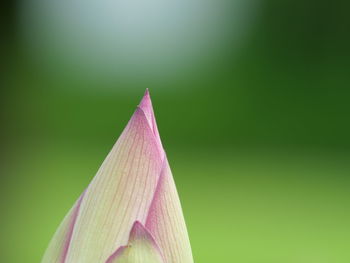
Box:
[2,0,350,262]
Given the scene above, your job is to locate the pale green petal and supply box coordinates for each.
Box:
[63,108,163,263]
[41,108,164,263]
[106,221,164,263]
[146,159,194,263]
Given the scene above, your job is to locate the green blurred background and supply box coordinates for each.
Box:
[2,0,350,262]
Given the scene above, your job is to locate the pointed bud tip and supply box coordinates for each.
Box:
[139,89,153,112]
[137,89,159,138]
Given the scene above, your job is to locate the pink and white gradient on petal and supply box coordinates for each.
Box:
[41,90,194,263]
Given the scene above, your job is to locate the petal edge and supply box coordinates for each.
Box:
[106,221,164,263]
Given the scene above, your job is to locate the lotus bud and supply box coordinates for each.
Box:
[42,90,194,263]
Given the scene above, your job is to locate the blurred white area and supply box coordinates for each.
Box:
[20,0,259,88]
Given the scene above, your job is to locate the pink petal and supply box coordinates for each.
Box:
[138,89,164,159]
[146,158,193,263]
